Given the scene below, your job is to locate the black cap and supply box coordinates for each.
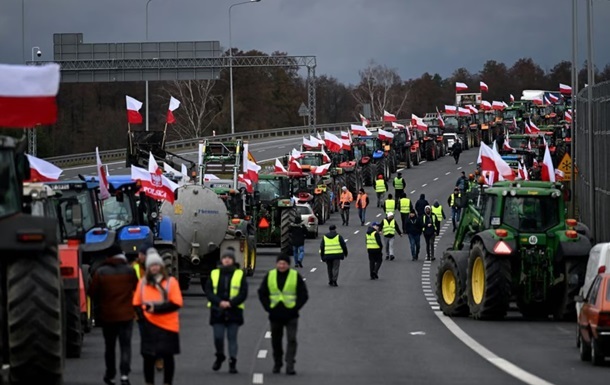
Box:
[329,224,337,231]
[276,254,291,264]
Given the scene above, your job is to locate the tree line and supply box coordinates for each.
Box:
[35,49,610,158]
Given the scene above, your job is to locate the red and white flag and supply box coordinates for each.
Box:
[555,169,565,181]
[480,81,489,92]
[540,144,556,182]
[532,96,543,106]
[411,114,428,131]
[351,124,371,136]
[445,105,457,114]
[456,82,468,92]
[291,148,303,160]
[480,100,492,110]
[565,110,573,123]
[303,136,317,148]
[126,96,143,124]
[559,83,572,95]
[526,119,541,134]
[324,131,343,153]
[320,147,331,163]
[378,128,394,141]
[244,158,261,183]
[492,101,505,111]
[96,147,110,200]
[391,122,405,129]
[25,154,62,182]
[166,96,181,124]
[544,96,552,106]
[359,113,370,126]
[131,166,180,203]
[502,138,513,151]
[518,161,529,180]
[548,93,559,103]
[313,163,331,176]
[340,131,352,150]
[436,109,445,128]
[274,158,287,173]
[458,107,471,116]
[0,63,60,127]
[148,152,160,174]
[238,174,253,193]
[383,110,397,122]
[510,94,515,103]
[466,105,478,114]
[288,158,302,174]
[477,142,515,183]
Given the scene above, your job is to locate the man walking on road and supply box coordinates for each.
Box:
[404,211,423,261]
[339,186,353,226]
[447,187,462,232]
[456,171,467,194]
[366,222,384,279]
[422,206,440,261]
[431,200,446,225]
[375,174,387,207]
[289,217,308,268]
[89,243,138,385]
[415,193,429,218]
[383,193,396,215]
[258,254,309,375]
[452,140,462,164]
[380,212,402,261]
[398,195,414,231]
[356,188,369,226]
[319,224,348,287]
[393,172,406,200]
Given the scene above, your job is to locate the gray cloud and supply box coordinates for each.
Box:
[1,0,608,84]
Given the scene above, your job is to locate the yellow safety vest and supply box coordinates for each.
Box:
[268,269,298,309]
[382,219,396,236]
[133,262,143,280]
[366,232,381,249]
[385,199,396,214]
[449,193,461,207]
[207,268,245,309]
[393,177,404,190]
[399,198,411,213]
[323,235,343,255]
[431,206,443,224]
[375,179,387,193]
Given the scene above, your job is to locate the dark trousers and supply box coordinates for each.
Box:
[358,207,367,225]
[213,323,240,359]
[326,259,341,283]
[451,207,461,230]
[395,190,405,200]
[424,234,435,258]
[102,320,133,378]
[340,207,350,225]
[400,213,409,232]
[143,354,175,384]
[454,153,460,164]
[368,253,383,277]
[408,233,421,259]
[271,319,298,368]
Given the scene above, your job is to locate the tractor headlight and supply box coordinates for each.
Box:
[510,190,517,196]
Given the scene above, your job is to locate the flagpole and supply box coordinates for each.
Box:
[162,122,168,148]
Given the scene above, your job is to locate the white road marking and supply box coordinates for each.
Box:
[431,306,440,310]
[397,168,404,172]
[345,239,349,242]
[457,166,463,170]
[365,222,371,226]
[434,312,555,385]
[258,149,267,152]
[445,172,451,175]
[423,289,432,293]
[422,285,431,289]
[410,331,426,335]
[434,177,439,181]
[278,146,286,149]
[303,277,307,281]
[253,373,264,384]
[469,162,474,165]
[310,268,317,273]
[420,160,427,164]
[257,350,268,359]
[422,184,427,187]
[354,230,360,234]
[410,190,416,194]
[264,331,271,339]
[376,213,381,217]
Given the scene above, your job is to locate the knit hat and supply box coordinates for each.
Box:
[221,248,236,261]
[329,224,337,231]
[342,186,347,191]
[425,205,432,212]
[276,253,292,264]
[387,212,394,217]
[145,249,164,269]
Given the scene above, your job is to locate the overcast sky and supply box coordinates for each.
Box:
[1,0,609,84]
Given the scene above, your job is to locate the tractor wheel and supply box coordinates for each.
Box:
[413,150,420,166]
[425,142,435,161]
[346,172,358,196]
[436,256,469,317]
[80,264,93,333]
[245,237,256,277]
[322,191,331,221]
[405,150,412,169]
[280,208,297,256]
[362,163,373,186]
[65,288,83,358]
[158,247,179,278]
[389,150,397,173]
[552,258,587,321]
[6,253,63,385]
[312,194,325,224]
[467,242,511,320]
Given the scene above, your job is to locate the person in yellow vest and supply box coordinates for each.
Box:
[431,200,446,231]
[375,174,388,207]
[379,212,402,261]
[383,193,396,215]
[447,187,462,232]
[339,186,354,226]
[398,195,414,232]
[258,254,309,375]
[356,188,369,226]
[366,222,384,279]
[319,224,348,287]
[205,249,248,374]
[393,172,406,199]
[422,206,439,261]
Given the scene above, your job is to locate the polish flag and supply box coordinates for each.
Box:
[391,122,405,129]
[437,110,445,128]
[313,163,331,176]
[96,147,110,200]
[359,113,370,126]
[559,83,572,95]
[245,159,261,183]
[480,100,492,111]
[324,131,343,153]
[378,128,394,141]
[544,96,552,106]
[166,96,181,124]
[148,152,160,174]
[510,94,515,103]
[458,107,471,116]
[320,147,331,163]
[341,131,352,150]
[238,174,253,193]
[303,136,317,148]
[555,169,565,181]
[540,144,556,182]
[445,105,457,114]
[548,93,559,103]
[126,96,143,124]
[477,142,515,183]
[351,124,371,136]
[503,101,509,109]
[502,138,513,151]
[565,110,573,123]
[412,114,428,131]
[466,105,478,114]
[492,139,499,154]
[131,166,180,203]
[492,101,505,111]
[383,110,397,122]
[288,158,302,173]
[24,154,62,182]
[528,119,541,134]
[274,158,287,173]
[456,82,468,92]
[0,63,60,127]
[291,148,303,160]
[532,96,543,106]
[518,161,529,180]
[480,81,489,92]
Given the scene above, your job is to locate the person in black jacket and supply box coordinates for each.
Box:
[289,217,308,268]
[366,223,384,279]
[422,206,440,261]
[319,225,348,287]
[415,193,429,217]
[205,249,248,374]
[403,211,423,261]
[258,254,309,375]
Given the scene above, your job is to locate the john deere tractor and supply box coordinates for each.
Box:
[436,181,591,321]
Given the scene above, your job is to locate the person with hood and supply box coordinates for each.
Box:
[89,243,139,385]
[366,222,384,279]
[289,217,308,268]
[356,188,369,226]
[456,171,467,193]
[403,211,423,261]
[422,206,440,261]
[431,200,446,226]
[319,224,348,286]
[258,254,309,375]
[415,193,429,218]
[379,212,402,261]
[452,140,462,164]
[206,248,248,374]
[133,249,183,385]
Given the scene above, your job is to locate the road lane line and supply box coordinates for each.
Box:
[422,285,431,289]
[420,160,427,164]
[278,146,286,149]
[445,172,451,175]
[365,222,371,225]
[257,350,268,359]
[422,184,427,187]
[376,213,381,217]
[457,166,463,170]
[431,306,440,310]
[397,168,404,172]
[469,161,474,165]
[354,230,360,234]
[310,268,317,272]
[258,149,267,152]
[253,373,264,384]
[264,331,271,339]
[423,289,432,293]
[434,177,439,181]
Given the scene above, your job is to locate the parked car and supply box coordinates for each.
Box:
[295,203,318,238]
[576,273,610,366]
[443,133,460,154]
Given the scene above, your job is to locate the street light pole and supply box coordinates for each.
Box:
[569,0,577,217]
[586,0,595,239]
[145,0,153,132]
[229,0,261,136]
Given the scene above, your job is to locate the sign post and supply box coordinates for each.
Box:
[298,102,310,127]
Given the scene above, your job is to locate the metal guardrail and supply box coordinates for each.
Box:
[44,120,404,167]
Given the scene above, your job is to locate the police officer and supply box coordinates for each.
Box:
[383,193,396,215]
[319,225,348,287]
[393,172,406,200]
[375,174,387,207]
[398,195,414,231]
[366,222,383,279]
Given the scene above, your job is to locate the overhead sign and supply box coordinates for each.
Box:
[298,102,310,117]
[557,153,578,181]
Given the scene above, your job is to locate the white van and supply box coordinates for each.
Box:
[576,243,610,318]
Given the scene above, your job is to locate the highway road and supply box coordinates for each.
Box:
[64,146,608,385]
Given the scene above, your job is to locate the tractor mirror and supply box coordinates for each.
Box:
[69,202,83,228]
[574,295,585,303]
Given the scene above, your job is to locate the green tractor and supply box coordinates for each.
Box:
[435,181,591,321]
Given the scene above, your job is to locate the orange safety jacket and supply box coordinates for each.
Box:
[340,191,353,209]
[356,193,368,209]
[133,276,183,333]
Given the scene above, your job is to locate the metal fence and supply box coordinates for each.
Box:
[575,80,610,243]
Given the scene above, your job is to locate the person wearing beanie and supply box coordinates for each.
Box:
[205,247,248,374]
[366,222,384,279]
[133,248,183,385]
[289,217,308,268]
[356,188,369,226]
[415,193,429,218]
[258,254,309,375]
[379,212,402,261]
[319,224,348,287]
[422,206,439,261]
[89,244,138,385]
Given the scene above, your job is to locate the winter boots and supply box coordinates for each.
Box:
[212,353,226,371]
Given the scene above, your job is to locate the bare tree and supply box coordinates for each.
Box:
[160,80,223,139]
[352,60,409,120]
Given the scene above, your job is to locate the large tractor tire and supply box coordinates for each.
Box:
[346,171,359,197]
[6,254,63,385]
[323,191,331,221]
[552,258,588,321]
[388,150,397,173]
[413,149,420,166]
[80,264,93,333]
[467,242,512,320]
[436,254,469,317]
[425,141,436,161]
[312,194,325,224]
[65,288,83,358]
[158,246,179,279]
[361,163,373,186]
[280,208,298,256]
[376,158,388,181]
[405,149,412,169]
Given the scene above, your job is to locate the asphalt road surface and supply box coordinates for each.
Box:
[64,147,608,385]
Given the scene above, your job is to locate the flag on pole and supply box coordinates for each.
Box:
[383,110,397,122]
[131,166,180,203]
[96,147,110,200]
[456,82,468,92]
[359,113,370,126]
[148,152,160,174]
[540,144,556,182]
[166,96,181,124]
[25,154,63,182]
[323,131,343,152]
[274,158,287,173]
[510,94,515,103]
[126,96,143,124]
[445,105,457,114]
[559,83,572,95]
[480,81,489,92]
